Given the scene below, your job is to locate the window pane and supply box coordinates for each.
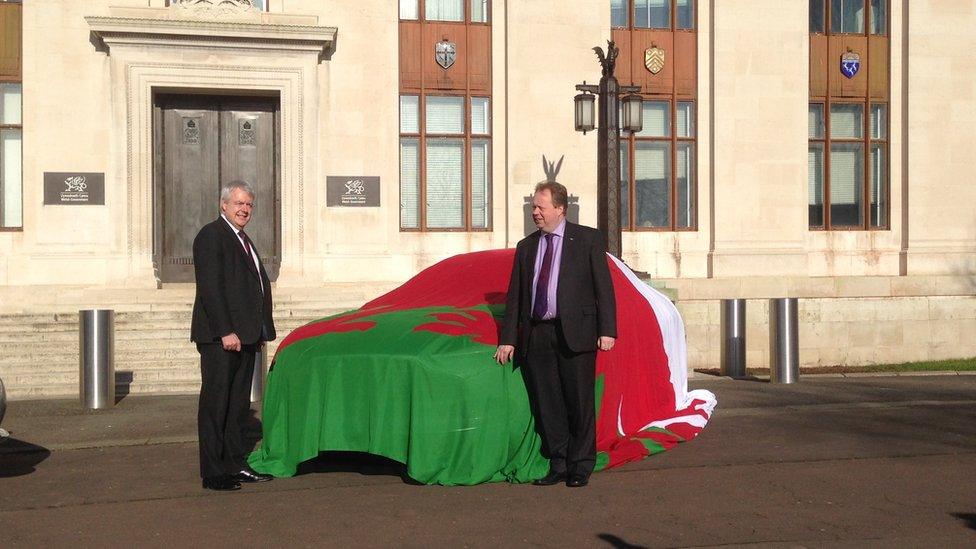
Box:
[400,138,420,229]
[400,95,419,133]
[809,143,825,227]
[810,0,825,32]
[870,144,886,227]
[831,0,864,33]
[676,0,694,29]
[471,97,490,135]
[676,143,695,228]
[252,0,266,10]
[635,0,670,29]
[471,140,490,228]
[1,83,22,125]
[830,104,863,138]
[829,143,864,226]
[399,0,419,20]
[470,0,489,22]
[2,128,23,228]
[617,103,630,138]
[426,139,464,228]
[634,141,670,228]
[426,0,463,22]
[637,101,670,137]
[870,0,886,34]
[870,103,886,139]
[809,104,824,138]
[611,0,627,27]
[426,96,464,134]
[677,102,694,137]
[620,144,630,229]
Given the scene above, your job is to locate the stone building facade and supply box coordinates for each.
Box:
[0,0,973,397]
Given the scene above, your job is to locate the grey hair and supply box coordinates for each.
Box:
[220,180,255,203]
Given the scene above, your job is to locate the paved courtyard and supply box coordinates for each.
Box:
[2,375,975,547]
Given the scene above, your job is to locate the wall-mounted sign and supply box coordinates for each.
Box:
[327,176,380,207]
[43,172,105,205]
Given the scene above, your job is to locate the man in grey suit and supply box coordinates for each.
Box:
[495,181,617,488]
[191,181,276,491]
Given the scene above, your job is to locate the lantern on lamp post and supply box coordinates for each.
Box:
[574,89,596,134]
[574,40,642,259]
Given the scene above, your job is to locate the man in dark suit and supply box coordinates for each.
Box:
[494,181,617,488]
[191,180,277,491]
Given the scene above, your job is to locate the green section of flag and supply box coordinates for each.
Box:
[643,425,684,442]
[249,306,550,485]
[594,373,606,416]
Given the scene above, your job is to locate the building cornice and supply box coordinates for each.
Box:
[86,9,336,58]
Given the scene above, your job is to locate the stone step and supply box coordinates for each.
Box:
[0,324,318,344]
[5,380,202,400]
[0,328,310,348]
[4,366,203,387]
[0,311,343,338]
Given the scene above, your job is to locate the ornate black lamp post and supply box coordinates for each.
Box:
[574,41,643,259]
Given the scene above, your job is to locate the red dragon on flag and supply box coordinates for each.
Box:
[249,249,716,485]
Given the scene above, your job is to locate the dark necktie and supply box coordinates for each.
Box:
[532,233,554,320]
[239,231,264,295]
[238,231,254,262]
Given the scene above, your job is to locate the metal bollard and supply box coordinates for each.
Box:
[80,309,115,409]
[720,299,747,378]
[769,298,799,384]
[250,345,268,403]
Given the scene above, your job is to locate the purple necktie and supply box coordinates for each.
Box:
[532,233,554,320]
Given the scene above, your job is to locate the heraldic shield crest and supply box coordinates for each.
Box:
[435,40,457,69]
[840,51,860,79]
[645,46,665,74]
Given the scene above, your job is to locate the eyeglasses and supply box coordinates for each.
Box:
[231,201,254,208]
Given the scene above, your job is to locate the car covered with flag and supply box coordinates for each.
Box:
[248,249,716,485]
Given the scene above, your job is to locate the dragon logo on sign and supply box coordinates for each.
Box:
[644,46,665,74]
[64,176,88,193]
[435,40,457,69]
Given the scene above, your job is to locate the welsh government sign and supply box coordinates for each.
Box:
[43,172,105,205]
[326,176,380,207]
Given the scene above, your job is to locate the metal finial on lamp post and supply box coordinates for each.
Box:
[574,40,642,260]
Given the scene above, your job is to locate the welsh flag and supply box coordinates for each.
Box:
[249,250,717,485]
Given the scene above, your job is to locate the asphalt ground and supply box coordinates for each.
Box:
[1,375,975,548]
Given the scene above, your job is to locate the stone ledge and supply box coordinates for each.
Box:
[87,7,337,57]
[661,274,976,300]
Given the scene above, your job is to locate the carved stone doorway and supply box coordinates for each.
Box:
[152,93,281,283]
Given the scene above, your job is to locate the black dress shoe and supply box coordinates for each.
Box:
[234,468,274,483]
[532,471,567,486]
[566,474,589,487]
[202,476,242,491]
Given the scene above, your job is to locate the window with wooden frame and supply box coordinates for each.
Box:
[809,0,889,230]
[0,0,22,230]
[611,0,697,231]
[399,0,491,231]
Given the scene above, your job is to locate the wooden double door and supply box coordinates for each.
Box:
[153,94,280,283]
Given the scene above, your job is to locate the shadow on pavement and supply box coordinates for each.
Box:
[297,451,421,485]
[597,533,649,549]
[0,439,51,478]
[952,512,976,531]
